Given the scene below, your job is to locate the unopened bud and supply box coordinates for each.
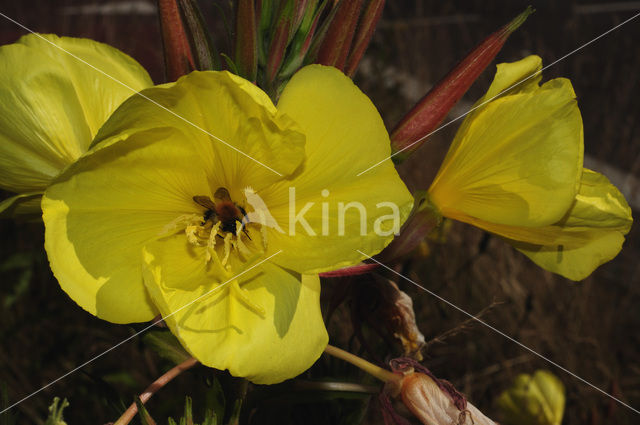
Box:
[497,370,565,425]
[390,6,534,160]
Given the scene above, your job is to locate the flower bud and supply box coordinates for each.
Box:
[235,0,258,82]
[315,0,364,70]
[497,370,565,425]
[345,0,386,77]
[390,6,534,159]
[157,0,195,81]
[157,0,220,82]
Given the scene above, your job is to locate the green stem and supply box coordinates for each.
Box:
[113,357,199,425]
[324,344,402,391]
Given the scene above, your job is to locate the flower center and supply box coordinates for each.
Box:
[161,187,267,270]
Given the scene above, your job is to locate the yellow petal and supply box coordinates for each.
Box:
[456,169,631,280]
[142,234,327,384]
[19,34,153,136]
[92,70,305,194]
[482,55,543,101]
[428,56,632,279]
[561,169,632,229]
[262,65,413,273]
[0,34,152,194]
[430,75,583,227]
[43,127,213,323]
[438,56,544,176]
[509,169,632,280]
[0,192,42,218]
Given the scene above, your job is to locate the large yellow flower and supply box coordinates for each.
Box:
[428,55,632,281]
[0,33,152,216]
[43,66,413,383]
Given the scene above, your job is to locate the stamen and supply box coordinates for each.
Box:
[221,233,233,267]
[159,213,202,237]
[260,221,268,250]
[185,225,201,245]
[231,281,266,318]
[205,222,221,263]
[161,189,268,269]
[236,233,251,257]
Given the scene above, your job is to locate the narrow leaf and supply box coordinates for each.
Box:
[266,0,296,85]
[289,0,312,43]
[178,0,220,71]
[143,330,191,365]
[205,375,226,423]
[279,0,325,77]
[256,0,275,66]
[135,397,157,425]
[183,396,194,425]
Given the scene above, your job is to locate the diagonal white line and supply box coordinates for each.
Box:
[0,11,284,177]
[0,250,282,415]
[358,250,640,415]
[357,10,640,176]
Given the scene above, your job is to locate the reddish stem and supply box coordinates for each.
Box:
[319,262,379,277]
[113,357,199,425]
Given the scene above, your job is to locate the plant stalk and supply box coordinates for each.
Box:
[324,344,401,391]
[113,357,199,425]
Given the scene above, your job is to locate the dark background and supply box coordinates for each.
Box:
[0,1,638,424]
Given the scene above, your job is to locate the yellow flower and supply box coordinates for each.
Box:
[42,66,413,383]
[497,370,565,425]
[0,33,152,216]
[428,55,632,280]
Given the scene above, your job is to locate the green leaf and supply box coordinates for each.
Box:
[265,0,296,86]
[183,396,194,425]
[143,330,191,365]
[202,409,217,425]
[257,0,275,66]
[102,371,138,388]
[0,382,17,425]
[205,376,225,423]
[178,0,221,70]
[168,396,222,425]
[44,397,69,425]
[227,379,248,425]
[220,53,240,75]
[135,396,157,425]
[279,0,325,78]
